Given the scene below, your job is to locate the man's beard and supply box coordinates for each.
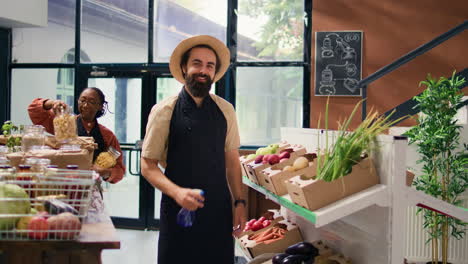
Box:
[185,73,213,98]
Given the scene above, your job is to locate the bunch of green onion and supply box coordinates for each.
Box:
[316,99,404,182]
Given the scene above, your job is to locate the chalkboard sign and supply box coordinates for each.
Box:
[314,31,363,96]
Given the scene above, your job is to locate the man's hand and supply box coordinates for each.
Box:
[174,188,205,211]
[232,203,247,237]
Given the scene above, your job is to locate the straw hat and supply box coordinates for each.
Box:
[169,35,231,84]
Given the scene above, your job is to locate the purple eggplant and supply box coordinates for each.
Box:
[285,242,318,258]
[281,254,310,264]
[272,253,290,264]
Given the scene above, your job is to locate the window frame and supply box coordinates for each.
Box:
[4,0,312,148]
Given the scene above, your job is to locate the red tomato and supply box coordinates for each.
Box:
[247,219,256,225]
[28,216,49,239]
[258,216,266,222]
[262,220,271,227]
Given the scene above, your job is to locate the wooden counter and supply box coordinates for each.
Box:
[0,212,120,264]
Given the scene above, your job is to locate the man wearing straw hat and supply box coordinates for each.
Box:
[141,35,247,263]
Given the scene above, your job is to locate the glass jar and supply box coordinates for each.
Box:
[21,125,46,152]
[25,157,50,173]
[53,106,77,142]
[0,165,16,180]
[0,145,8,156]
[94,146,121,169]
[18,164,32,173]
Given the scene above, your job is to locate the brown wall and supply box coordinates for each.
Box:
[310,0,468,130]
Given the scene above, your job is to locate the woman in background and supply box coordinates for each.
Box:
[28,87,125,184]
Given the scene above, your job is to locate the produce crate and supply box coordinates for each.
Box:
[284,157,379,211]
[237,219,303,259]
[240,142,291,183]
[245,145,306,185]
[0,169,95,240]
[258,153,316,196]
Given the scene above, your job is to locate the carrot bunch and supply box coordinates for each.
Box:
[248,226,287,245]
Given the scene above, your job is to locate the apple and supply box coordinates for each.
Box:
[251,221,264,231]
[28,216,49,239]
[256,147,271,156]
[279,151,290,159]
[268,154,280,165]
[47,212,81,239]
[246,154,257,160]
[281,148,294,154]
[254,155,264,164]
[262,220,271,228]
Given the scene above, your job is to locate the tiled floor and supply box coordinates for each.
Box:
[102,229,159,264]
[101,228,246,264]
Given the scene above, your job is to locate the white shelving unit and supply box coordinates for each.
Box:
[242,128,468,264]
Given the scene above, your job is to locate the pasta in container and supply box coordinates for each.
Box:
[53,107,77,142]
[94,146,121,169]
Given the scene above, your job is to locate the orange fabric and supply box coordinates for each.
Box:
[28,98,125,183]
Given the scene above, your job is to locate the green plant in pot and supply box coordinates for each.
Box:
[405,72,467,264]
[1,121,22,152]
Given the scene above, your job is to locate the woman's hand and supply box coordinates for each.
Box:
[92,164,113,181]
[44,99,69,113]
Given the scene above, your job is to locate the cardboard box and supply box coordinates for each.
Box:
[236,210,284,239]
[238,219,303,259]
[240,142,291,182]
[245,145,306,185]
[7,148,94,170]
[258,153,316,196]
[285,158,379,211]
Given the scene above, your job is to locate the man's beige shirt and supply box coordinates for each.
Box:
[141,93,240,167]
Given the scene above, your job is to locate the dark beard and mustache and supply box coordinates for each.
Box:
[185,73,213,98]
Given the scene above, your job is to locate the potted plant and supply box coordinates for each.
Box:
[405,72,468,264]
[1,121,22,152]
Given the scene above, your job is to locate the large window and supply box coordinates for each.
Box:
[8,0,310,146]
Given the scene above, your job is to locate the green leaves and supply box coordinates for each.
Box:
[316,99,405,182]
[1,121,21,152]
[406,71,467,247]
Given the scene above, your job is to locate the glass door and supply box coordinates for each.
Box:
[77,68,178,229]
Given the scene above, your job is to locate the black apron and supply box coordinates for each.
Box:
[158,89,234,264]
